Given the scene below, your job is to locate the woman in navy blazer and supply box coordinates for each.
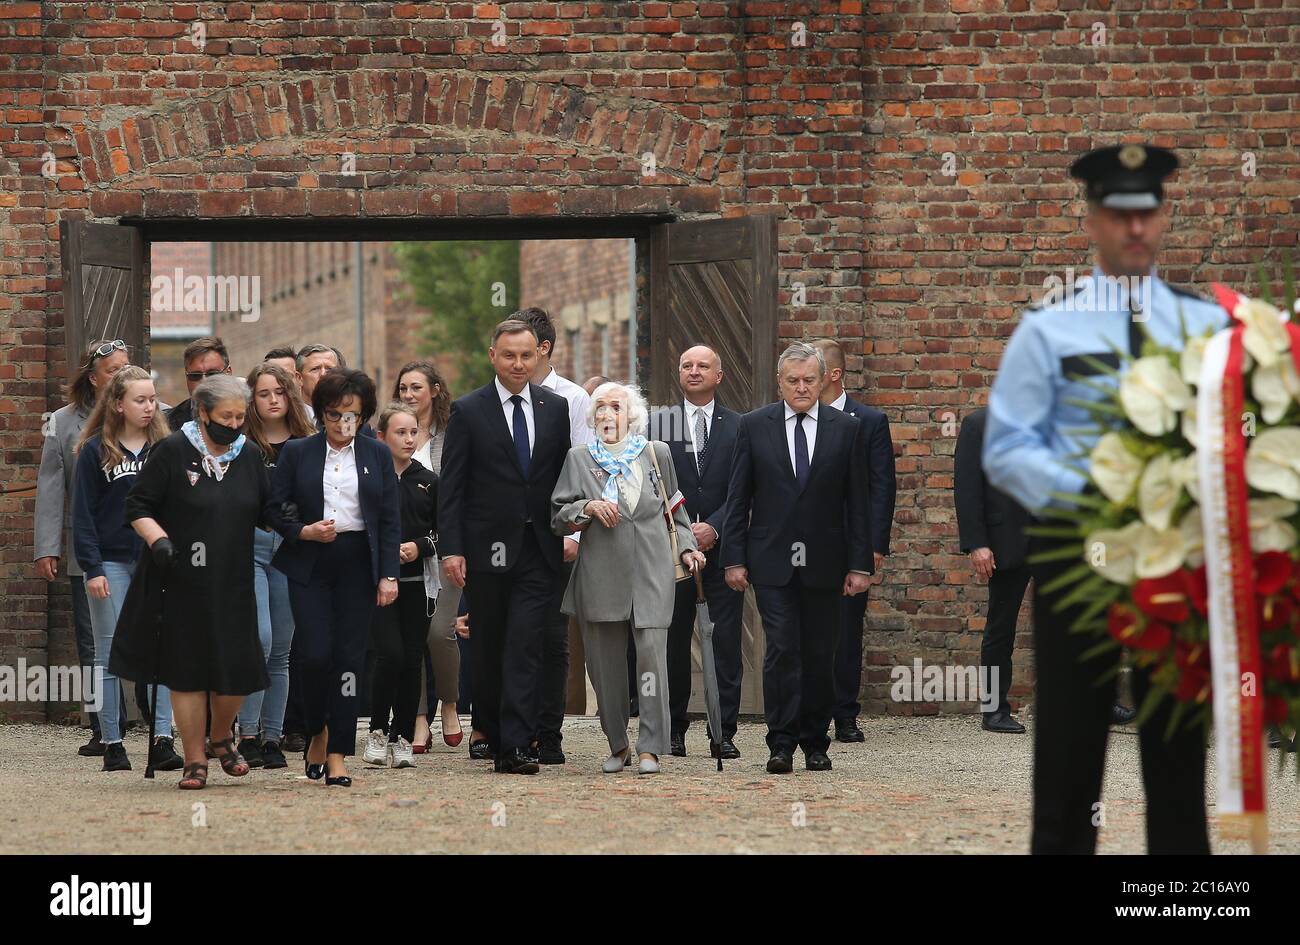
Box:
[268,368,401,786]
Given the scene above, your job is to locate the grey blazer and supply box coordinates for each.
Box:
[551,441,697,629]
[34,402,91,577]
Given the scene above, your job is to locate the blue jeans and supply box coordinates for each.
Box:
[239,529,295,743]
[87,559,173,744]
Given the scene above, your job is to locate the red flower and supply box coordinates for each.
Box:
[1133,575,1191,624]
[1258,594,1296,633]
[1175,665,1211,703]
[1108,604,1172,651]
[1255,552,1294,597]
[1263,643,1300,683]
[1175,640,1210,671]
[1263,695,1289,727]
[1182,566,1209,617]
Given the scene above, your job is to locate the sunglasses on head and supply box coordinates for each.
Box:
[91,339,126,360]
[185,368,229,383]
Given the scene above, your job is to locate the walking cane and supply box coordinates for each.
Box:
[145,580,163,780]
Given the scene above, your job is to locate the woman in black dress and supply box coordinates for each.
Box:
[114,373,273,789]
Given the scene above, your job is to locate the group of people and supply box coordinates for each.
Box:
[35,304,903,785]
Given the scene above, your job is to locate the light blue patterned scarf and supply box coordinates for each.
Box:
[182,420,246,481]
[588,434,648,504]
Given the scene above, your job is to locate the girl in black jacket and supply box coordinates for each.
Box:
[363,403,439,768]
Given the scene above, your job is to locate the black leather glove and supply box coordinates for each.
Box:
[150,537,177,573]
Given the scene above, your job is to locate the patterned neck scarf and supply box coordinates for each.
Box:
[587,434,648,504]
[182,420,246,482]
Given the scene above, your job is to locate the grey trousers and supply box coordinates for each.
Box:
[417,584,462,714]
[583,619,669,758]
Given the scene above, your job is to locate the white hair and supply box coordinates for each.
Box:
[777,341,826,378]
[587,382,649,437]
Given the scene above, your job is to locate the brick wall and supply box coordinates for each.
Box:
[3,2,1298,722]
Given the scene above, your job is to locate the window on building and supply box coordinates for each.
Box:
[568,328,582,381]
[597,324,610,377]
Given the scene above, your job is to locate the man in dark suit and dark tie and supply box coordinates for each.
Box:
[438,319,572,775]
[812,339,897,743]
[653,344,745,759]
[954,407,1032,734]
[723,342,873,774]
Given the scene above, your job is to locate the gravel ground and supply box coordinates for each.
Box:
[1,716,1296,854]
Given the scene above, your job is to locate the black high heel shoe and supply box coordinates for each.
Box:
[304,747,325,781]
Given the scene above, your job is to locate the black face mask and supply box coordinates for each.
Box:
[205,419,242,446]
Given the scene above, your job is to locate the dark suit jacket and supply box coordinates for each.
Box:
[954,407,1032,570]
[437,381,570,574]
[649,402,741,543]
[840,395,897,557]
[722,402,872,589]
[266,431,401,586]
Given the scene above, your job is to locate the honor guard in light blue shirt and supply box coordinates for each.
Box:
[982,144,1228,512]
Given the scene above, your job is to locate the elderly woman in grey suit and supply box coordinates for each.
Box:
[552,382,706,774]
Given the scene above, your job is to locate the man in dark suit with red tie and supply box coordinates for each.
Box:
[722,342,874,774]
[438,319,572,775]
[653,345,745,759]
[812,339,897,743]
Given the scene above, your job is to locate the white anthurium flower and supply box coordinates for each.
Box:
[1247,497,1299,554]
[1134,524,1186,579]
[1137,453,1182,531]
[1234,297,1291,369]
[1178,505,1205,569]
[1181,399,1199,448]
[1174,451,1201,503]
[1084,521,1145,585]
[1181,334,1209,387]
[1089,432,1144,503]
[1251,354,1300,425]
[1119,356,1192,436]
[1244,427,1300,500]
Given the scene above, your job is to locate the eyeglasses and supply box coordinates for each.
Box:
[185,368,229,383]
[322,410,359,424]
[91,340,126,360]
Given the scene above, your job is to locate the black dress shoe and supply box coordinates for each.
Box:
[469,740,494,761]
[718,738,740,760]
[981,710,1026,734]
[1268,727,1297,751]
[325,774,353,787]
[670,733,686,757]
[834,720,865,743]
[304,749,326,780]
[766,749,793,774]
[1111,703,1137,726]
[494,748,540,775]
[79,733,106,757]
[536,742,565,765]
[805,750,832,771]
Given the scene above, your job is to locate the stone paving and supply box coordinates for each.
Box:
[1,716,1296,854]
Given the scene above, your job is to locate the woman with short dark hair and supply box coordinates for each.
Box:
[268,368,401,787]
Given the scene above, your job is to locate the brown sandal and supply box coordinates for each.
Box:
[207,738,250,777]
[179,762,208,790]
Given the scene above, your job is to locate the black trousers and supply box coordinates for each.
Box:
[667,557,745,740]
[534,557,573,746]
[832,588,868,723]
[753,573,838,755]
[1030,534,1209,854]
[369,582,432,743]
[286,532,376,757]
[980,564,1031,716]
[463,528,553,754]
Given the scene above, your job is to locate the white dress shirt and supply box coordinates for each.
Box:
[829,391,848,413]
[495,376,535,453]
[323,439,364,532]
[541,367,593,447]
[684,398,714,462]
[783,400,819,475]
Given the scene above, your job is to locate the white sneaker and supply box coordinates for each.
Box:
[363,730,391,766]
[391,736,415,769]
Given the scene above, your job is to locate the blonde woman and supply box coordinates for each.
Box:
[72,365,175,772]
[551,382,705,774]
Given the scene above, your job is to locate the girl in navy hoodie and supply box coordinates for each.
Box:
[74,366,175,772]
